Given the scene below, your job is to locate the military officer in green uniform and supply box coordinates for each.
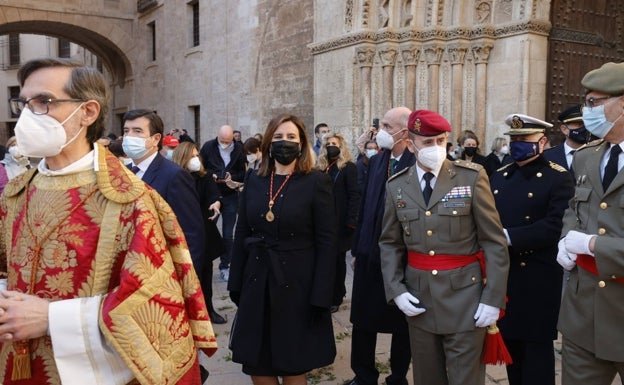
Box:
[379,109,509,385]
[490,113,574,385]
[557,62,624,385]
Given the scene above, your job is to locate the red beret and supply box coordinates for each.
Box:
[163,135,180,147]
[407,110,452,136]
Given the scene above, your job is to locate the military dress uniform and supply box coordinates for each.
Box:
[557,61,624,385]
[489,113,574,385]
[380,110,509,385]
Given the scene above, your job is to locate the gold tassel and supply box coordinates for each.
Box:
[11,340,31,380]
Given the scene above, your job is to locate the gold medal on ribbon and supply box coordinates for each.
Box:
[266,209,275,222]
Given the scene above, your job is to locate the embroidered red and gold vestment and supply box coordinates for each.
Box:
[0,145,217,385]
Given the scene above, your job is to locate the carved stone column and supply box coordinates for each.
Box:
[472,41,493,148]
[401,46,420,110]
[424,44,444,112]
[356,47,376,130]
[379,47,398,112]
[448,43,468,138]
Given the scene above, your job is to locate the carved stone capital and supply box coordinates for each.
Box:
[447,43,469,65]
[401,46,421,66]
[356,47,376,67]
[472,43,494,64]
[424,44,444,66]
[379,48,398,67]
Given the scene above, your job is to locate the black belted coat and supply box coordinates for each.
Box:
[227,169,337,373]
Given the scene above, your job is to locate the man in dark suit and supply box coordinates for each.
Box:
[122,109,206,275]
[200,125,246,281]
[557,62,624,385]
[349,106,414,385]
[544,104,594,178]
[490,113,574,385]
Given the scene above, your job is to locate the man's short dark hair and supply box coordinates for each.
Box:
[314,123,328,135]
[122,109,164,150]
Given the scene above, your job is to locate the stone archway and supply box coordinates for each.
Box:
[0,4,135,87]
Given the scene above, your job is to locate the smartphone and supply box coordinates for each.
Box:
[217,170,227,180]
[372,118,379,129]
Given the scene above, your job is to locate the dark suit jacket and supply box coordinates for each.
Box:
[199,138,246,197]
[484,152,513,176]
[141,154,206,273]
[327,161,360,251]
[351,147,415,332]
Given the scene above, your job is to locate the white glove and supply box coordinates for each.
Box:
[503,228,512,246]
[393,292,426,317]
[564,230,596,256]
[474,303,499,328]
[556,238,577,271]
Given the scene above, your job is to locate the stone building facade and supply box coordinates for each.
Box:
[0,0,622,152]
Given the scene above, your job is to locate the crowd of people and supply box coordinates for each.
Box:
[0,56,622,385]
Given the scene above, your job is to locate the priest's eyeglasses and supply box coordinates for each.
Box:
[9,97,86,116]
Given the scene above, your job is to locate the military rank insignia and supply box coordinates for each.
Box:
[396,187,406,208]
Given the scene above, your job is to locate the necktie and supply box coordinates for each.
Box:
[390,158,398,175]
[603,145,622,191]
[423,172,434,205]
[568,150,575,174]
[131,165,140,174]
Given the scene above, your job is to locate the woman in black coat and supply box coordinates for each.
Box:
[172,142,226,324]
[458,129,487,166]
[317,132,360,311]
[484,137,513,176]
[228,114,337,385]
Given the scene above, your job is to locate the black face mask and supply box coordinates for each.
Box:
[270,140,301,165]
[326,145,340,160]
[463,147,477,157]
[567,126,592,145]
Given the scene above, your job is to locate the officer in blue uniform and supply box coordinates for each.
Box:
[489,113,575,385]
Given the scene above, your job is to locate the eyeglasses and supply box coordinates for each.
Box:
[9,97,86,116]
[583,95,621,110]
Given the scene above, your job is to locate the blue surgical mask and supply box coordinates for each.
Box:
[509,140,540,162]
[365,149,378,158]
[582,105,622,138]
[122,136,149,159]
[165,149,174,160]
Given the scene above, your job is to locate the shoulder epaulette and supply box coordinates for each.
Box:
[580,139,604,150]
[453,159,482,172]
[388,166,410,182]
[495,162,514,173]
[548,161,568,173]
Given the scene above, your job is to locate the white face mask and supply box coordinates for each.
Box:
[15,103,85,158]
[376,128,404,150]
[365,149,378,158]
[219,141,232,150]
[416,144,447,172]
[500,145,509,155]
[8,146,22,159]
[582,103,623,139]
[122,136,149,160]
[187,156,202,172]
[246,153,257,163]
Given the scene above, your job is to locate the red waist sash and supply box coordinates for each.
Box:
[577,254,624,283]
[407,250,483,271]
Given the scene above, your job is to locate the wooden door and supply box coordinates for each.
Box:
[547,0,624,143]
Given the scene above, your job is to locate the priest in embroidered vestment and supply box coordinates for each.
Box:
[0,58,217,385]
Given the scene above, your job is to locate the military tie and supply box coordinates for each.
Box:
[569,149,575,175]
[390,158,398,175]
[131,165,141,174]
[423,172,434,205]
[602,145,622,191]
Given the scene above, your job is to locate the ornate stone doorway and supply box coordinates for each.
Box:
[547,0,624,142]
